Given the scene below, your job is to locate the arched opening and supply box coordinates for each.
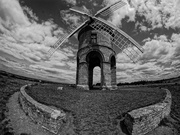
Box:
[111,55,116,68]
[93,66,101,88]
[86,51,103,89]
[110,55,116,86]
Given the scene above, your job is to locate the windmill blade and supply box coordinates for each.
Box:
[95,0,127,17]
[70,6,91,17]
[112,30,143,63]
[47,20,89,58]
[90,18,143,62]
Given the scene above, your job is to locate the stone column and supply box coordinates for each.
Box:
[102,62,112,90]
[76,63,89,90]
[111,67,117,89]
[88,66,93,89]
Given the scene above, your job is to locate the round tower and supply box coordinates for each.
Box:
[76,25,117,90]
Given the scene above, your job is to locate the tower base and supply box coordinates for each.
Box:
[76,85,89,90]
[102,85,117,90]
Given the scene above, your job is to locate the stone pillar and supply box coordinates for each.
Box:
[76,63,89,90]
[111,67,117,89]
[88,66,93,89]
[102,63,112,90]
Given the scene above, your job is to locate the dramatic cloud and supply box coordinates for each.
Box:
[64,0,77,5]
[0,0,77,83]
[103,0,136,26]
[0,0,180,83]
[116,33,180,82]
[104,0,180,30]
[101,0,180,82]
[60,10,81,28]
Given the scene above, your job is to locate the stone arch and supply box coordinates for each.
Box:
[86,51,104,89]
[110,55,116,68]
[86,49,105,63]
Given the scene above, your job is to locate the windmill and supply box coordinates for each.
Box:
[47,0,143,60]
[47,0,144,90]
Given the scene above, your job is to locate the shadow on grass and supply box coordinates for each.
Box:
[120,119,131,135]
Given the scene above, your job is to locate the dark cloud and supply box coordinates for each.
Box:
[44,69,60,74]
[174,46,180,58]
[29,56,41,62]
[155,61,172,68]
[136,66,149,71]
[141,70,156,75]
[117,76,128,80]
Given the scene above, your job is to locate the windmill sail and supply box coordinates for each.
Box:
[95,0,127,17]
[90,18,143,62]
[47,20,89,58]
[70,6,91,17]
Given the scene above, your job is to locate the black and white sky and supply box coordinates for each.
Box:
[0,0,180,83]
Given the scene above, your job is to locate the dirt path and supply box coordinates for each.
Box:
[6,92,53,135]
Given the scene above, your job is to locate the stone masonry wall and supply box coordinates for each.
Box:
[19,85,172,135]
[77,63,88,87]
[124,89,172,135]
[19,85,68,134]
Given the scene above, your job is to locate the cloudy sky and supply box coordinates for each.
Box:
[0,0,180,84]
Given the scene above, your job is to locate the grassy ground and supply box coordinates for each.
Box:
[27,84,166,113]
[0,74,34,135]
[26,84,166,134]
[0,71,180,135]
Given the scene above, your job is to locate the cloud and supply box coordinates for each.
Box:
[134,0,180,30]
[103,0,180,30]
[140,36,175,64]
[103,0,135,26]
[115,32,180,82]
[171,33,180,58]
[92,67,101,83]
[0,0,30,28]
[0,0,79,83]
[22,6,38,21]
[60,10,82,29]
[64,0,76,5]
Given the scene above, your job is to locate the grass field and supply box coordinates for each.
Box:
[25,84,166,134]
[0,71,180,135]
[26,84,166,114]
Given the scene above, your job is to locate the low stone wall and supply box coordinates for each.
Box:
[19,85,171,135]
[19,85,67,134]
[124,89,172,135]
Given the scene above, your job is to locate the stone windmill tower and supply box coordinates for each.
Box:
[47,1,143,90]
[76,25,116,90]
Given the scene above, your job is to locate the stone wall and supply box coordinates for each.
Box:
[77,63,88,86]
[78,29,112,49]
[19,85,68,134]
[19,85,171,135]
[124,89,172,135]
